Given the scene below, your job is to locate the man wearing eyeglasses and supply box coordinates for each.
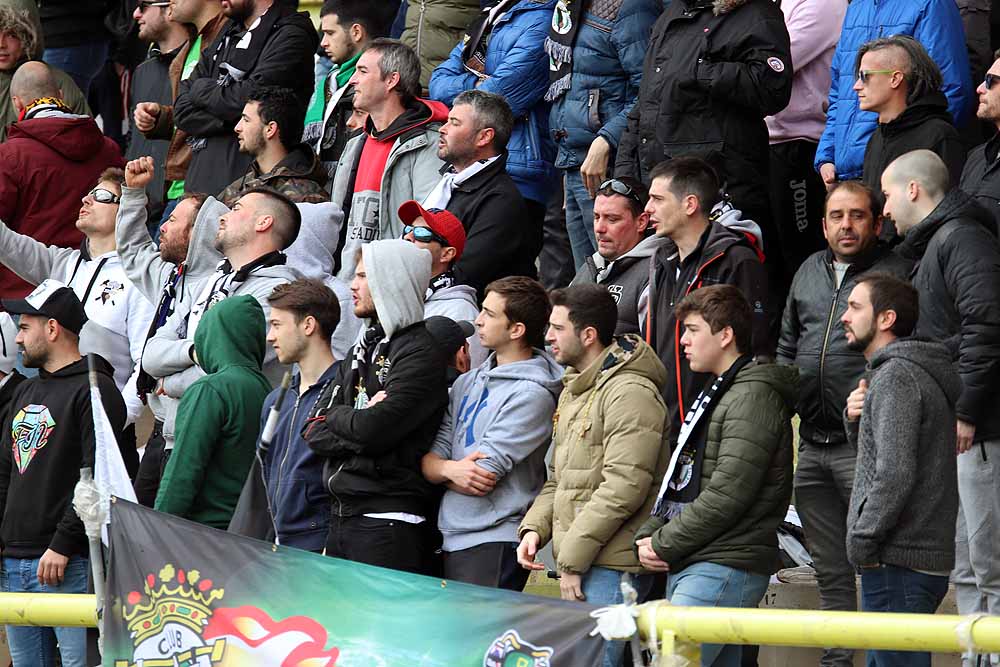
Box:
[0,61,121,299]
[398,200,485,367]
[856,36,965,203]
[960,56,1000,230]
[570,177,666,337]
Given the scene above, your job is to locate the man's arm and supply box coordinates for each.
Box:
[518,458,558,548]
[0,219,80,287]
[463,386,557,483]
[914,0,974,125]
[116,185,175,304]
[141,303,196,378]
[728,253,772,358]
[599,1,660,151]
[122,287,157,424]
[556,382,665,574]
[474,18,551,118]
[814,45,845,173]
[428,40,480,107]
[776,272,801,364]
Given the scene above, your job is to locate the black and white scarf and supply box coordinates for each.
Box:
[543,0,585,102]
[462,0,519,78]
[350,323,389,409]
[651,355,752,519]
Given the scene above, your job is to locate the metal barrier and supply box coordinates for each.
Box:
[0,593,97,628]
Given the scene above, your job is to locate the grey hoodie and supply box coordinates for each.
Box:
[362,239,431,339]
[424,282,486,367]
[431,350,564,552]
[845,338,962,572]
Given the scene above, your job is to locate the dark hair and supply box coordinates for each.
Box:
[855,35,943,106]
[648,157,721,212]
[596,176,648,217]
[238,187,301,250]
[267,278,341,340]
[452,89,515,151]
[674,285,752,355]
[855,272,919,338]
[318,0,393,38]
[484,276,551,349]
[550,283,617,348]
[825,180,880,225]
[367,38,421,102]
[245,86,305,149]
[98,167,126,189]
[178,192,209,218]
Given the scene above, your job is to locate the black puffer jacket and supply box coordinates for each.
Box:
[959,132,1000,230]
[861,91,966,195]
[897,189,1000,441]
[303,322,448,518]
[614,0,792,214]
[777,244,912,445]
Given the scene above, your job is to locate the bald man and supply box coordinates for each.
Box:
[886,151,1000,646]
[0,60,122,298]
[857,36,965,201]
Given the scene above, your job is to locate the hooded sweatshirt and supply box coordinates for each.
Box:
[423,280,486,367]
[0,355,131,559]
[333,98,449,284]
[304,240,449,518]
[155,296,271,529]
[845,339,962,572]
[432,350,563,552]
[0,220,155,425]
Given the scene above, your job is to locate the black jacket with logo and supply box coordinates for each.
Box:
[303,322,448,518]
[0,356,135,559]
[777,244,912,444]
[959,132,1000,230]
[897,189,1000,441]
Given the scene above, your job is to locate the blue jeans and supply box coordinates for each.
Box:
[860,564,949,667]
[667,561,770,667]
[42,41,109,97]
[582,567,652,667]
[564,169,597,269]
[1,555,89,667]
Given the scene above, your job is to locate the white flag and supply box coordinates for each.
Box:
[91,382,137,544]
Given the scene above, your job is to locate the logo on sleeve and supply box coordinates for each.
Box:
[767,57,785,73]
[11,404,55,474]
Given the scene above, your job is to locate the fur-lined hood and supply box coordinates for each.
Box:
[686,0,751,16]
[0,5,40,63]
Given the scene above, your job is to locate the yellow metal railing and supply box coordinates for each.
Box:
[0,593,97,627]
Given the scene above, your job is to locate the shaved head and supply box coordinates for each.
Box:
[10,61,60,103]
[883,150,950,200]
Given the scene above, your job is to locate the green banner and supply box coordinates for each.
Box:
[104,500,606,666]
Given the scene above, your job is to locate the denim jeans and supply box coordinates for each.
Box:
[667,561,770,667]
[42,41,109,96]
[1,555,89,667]
[582,567,652,667]
[861,564,949,667]
[564,168,597,268]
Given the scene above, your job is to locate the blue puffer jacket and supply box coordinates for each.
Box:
[549,0,662,169]
[814,0,973,181]
[429,0,557,204]
[259,363,339,552]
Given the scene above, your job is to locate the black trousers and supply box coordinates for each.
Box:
[767,140,828,291]
[325,514,427,575]
[443,542,529,592]
[133,420,168,507]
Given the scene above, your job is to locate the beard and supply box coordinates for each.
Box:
[845,324,875,352]
[19,345,45,369]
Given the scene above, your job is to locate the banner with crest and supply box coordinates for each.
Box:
[103,500,606,667]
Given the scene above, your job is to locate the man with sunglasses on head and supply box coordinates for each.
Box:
[0,61,122,299]
[856,36,965,203]
[570,177,667,336]
[960,54,1000,229]
[398,200,485,367]
[0,167,155,432]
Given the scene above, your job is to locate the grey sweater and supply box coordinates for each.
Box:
[844,338,961,572]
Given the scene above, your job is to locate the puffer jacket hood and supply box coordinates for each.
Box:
[879,91,952,136]
[185,196,231,279]
[869,338,962,407]
[566,332,667,395]
[8,115,108,162]
[899,189,998,261]
[193,295,266,374]
[368,97,449,142]
[362,239,432,338]
[0,5,40,61]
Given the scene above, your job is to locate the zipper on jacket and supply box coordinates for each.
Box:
[272,393,303,529]
[672,251,725,422]
[328,461,346,518]
[415,1,426,59]
[817,262,854,440]
[257,446,280,542]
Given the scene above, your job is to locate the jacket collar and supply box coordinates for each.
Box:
[822,241,894,273]
[452,152,510,193]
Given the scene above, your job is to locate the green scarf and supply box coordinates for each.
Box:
[303,50,362,144]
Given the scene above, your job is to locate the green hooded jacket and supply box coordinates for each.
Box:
[155,296,271,529]
[635,362,798,575]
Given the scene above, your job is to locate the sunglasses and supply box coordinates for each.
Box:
[403,224,448,245]
[87,188,121,205]
[599,178,643,205]
[985,73,1000,90]
[856,69,897,84]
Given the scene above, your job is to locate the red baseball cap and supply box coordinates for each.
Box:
[398,200,466,261]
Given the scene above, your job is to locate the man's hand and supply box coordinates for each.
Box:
[957,419,976,454]
[134,102,161,133]
[581,136,611,199]
[819,163,837,191]
[559,571,586,601]
[444,450,496,496]
[37,549,69,586]
[846,378,868,422]
[365,390,387,408]
[125,156,156,189]
[636,537,670,572]
[517,531,545,571]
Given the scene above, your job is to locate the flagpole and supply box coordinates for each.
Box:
[85,354,106,645]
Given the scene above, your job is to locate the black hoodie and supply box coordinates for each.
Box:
[862,91,966,194]
[898,189,1000,441]
[0,356,135,559]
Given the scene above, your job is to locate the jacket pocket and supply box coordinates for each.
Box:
[587,89,602,133]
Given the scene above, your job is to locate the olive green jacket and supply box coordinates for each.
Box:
[635,362,797,575]
[401,0,481,90]
[520,335,670,574]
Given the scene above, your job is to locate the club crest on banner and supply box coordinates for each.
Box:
[484,629,554,667]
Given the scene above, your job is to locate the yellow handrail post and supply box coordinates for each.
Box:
[0,593,97,627]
